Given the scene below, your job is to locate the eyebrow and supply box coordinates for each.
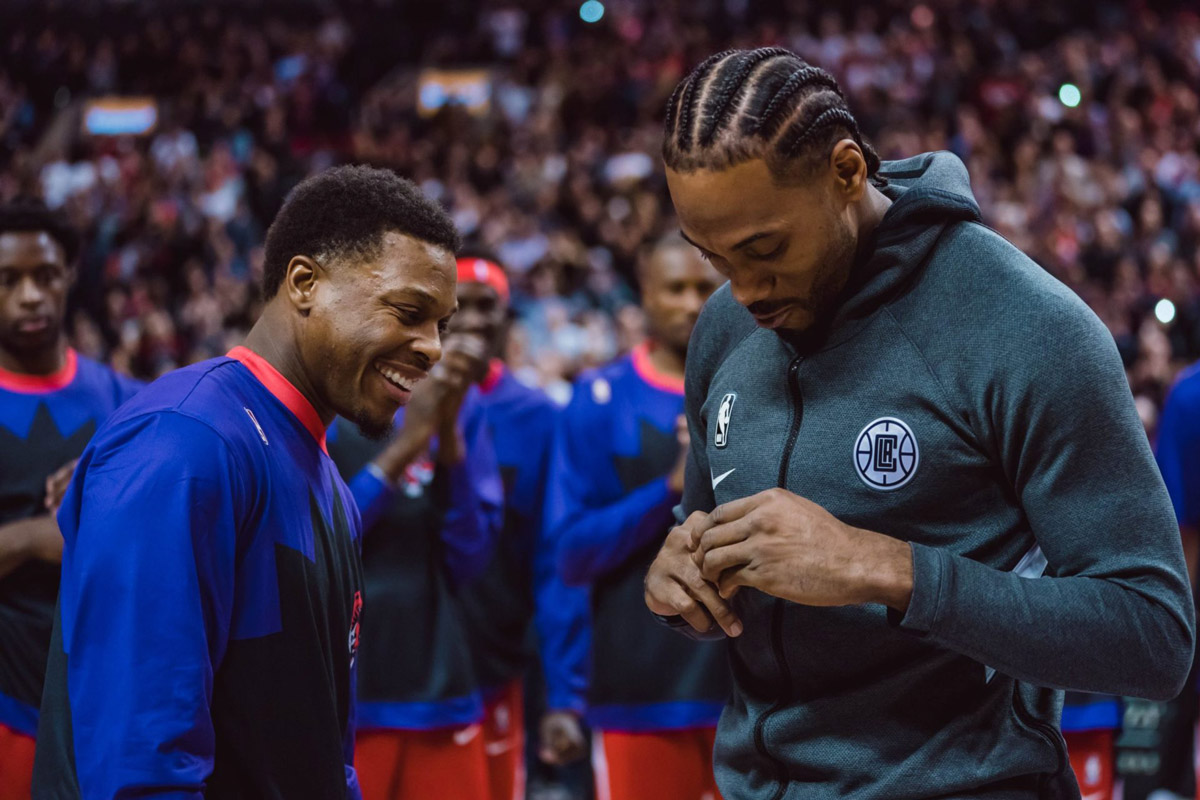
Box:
[391,288,458,316]
[679,229,776,253]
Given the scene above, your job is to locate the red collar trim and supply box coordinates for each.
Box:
[0,348,78,394]
[227,346,328,454]
[479,359,505,395]
[631,341,684,395]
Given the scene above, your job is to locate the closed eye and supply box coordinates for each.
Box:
[746,242,786,261]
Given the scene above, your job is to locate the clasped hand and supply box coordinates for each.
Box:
[644,488,913,637]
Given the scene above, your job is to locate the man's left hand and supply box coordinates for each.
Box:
[690,488,914,611]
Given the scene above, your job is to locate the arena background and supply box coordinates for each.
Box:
[1,1,1198,797]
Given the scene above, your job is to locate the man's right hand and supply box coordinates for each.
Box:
[538,710,586,765]
[644,512,743,638]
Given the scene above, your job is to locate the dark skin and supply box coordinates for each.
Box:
[646,141,914,638]
[0,231,79,578]
[638,244,721,494]
[447,281,509,370]
[534,245,722,762]
[369,332,490,482]
[448,278,593,765]
[0,231,71,375]
[242,230,458,439]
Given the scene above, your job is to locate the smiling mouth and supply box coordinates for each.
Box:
[373,361,423,394]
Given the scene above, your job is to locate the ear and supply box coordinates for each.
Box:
[829,139,868,204]
[283,255,322,313]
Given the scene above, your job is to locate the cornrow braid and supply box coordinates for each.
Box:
[752,67,842,139]
[675,49,736,153]
[662,79,688,145]
[697,47,792,148]
[662,47,882,182]
[782,107,859,158]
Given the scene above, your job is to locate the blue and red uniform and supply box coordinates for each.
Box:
[328,389,503,800]
[546,343,730,800]
[0,349,139,800]
[457,360,588,800]
[33,347,364,799]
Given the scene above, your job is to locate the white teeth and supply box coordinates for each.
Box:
[375,363,414,392]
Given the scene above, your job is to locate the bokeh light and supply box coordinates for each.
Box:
[1058,83,1082,108]
[1156,298,1177,325]
[580,1,605,23]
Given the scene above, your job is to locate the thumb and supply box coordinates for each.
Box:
[718,571,746,600]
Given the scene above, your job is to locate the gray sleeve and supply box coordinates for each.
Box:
[895,304,1195,700]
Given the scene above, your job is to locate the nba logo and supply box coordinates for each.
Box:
[854,417,918,491]
[715,393,736,449]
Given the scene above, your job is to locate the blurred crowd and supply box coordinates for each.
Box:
[1,0,1199,426]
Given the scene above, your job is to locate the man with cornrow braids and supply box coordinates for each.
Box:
[645,47,1194,800]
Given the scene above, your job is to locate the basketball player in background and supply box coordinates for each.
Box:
[546,235,728,800]
[0,201,141,800]
[450,253,590,800]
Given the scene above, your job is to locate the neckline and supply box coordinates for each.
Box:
[479,359,505,395]
[227,346,328,454]
[0,348,78,394]
[631,341,684,395]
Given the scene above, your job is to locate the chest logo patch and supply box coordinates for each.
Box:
[854,417,918,491]
[714,393,736,449]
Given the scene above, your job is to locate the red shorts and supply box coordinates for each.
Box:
[355,724,489,800]
[592,727,722,800]
[0,723,35,800]
[1064,729,1114,800]
[481,680,525,800]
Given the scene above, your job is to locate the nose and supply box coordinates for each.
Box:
[682,286,708,316]
[728,269,774,309]
[17,276,45,309]
[411,322,444,369]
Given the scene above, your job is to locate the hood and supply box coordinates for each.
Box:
[788,151,982,352]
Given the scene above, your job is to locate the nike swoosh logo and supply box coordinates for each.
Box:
[452,724,482,747]
[711,468,736,489]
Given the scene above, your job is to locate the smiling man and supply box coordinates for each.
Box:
[32,165,460,799]
[644,48,1195,800]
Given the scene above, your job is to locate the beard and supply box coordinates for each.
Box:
[759,219,858,344]
[351,404,396,442]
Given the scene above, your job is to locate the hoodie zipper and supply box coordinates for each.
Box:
[752,355,804,799]
[1010,685,1069,786]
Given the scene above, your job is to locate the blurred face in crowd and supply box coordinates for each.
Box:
[640,242,721,357]
[0,231,72,371]
[288,230,457,439]
[448,280,508,367]
[666,146,866,334]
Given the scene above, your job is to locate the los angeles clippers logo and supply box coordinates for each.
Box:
[854,417,918,491]
[348,590,363,667]
[715,393,736,449]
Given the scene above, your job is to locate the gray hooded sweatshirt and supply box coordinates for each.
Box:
[671,152,1195,800]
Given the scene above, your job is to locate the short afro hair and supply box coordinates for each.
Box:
[262,165,461,299]
[0,199,81,264]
